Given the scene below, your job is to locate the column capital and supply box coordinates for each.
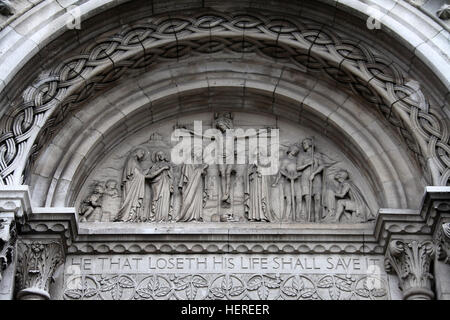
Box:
[0,186,31,299]
[384,239,435,300]
[15,240,63,300]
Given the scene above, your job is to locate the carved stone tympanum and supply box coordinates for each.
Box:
[385,240,435,300]
[77,113,376,225]
[15,241,63,300]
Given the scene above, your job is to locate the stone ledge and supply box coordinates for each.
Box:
[14,186,449,254]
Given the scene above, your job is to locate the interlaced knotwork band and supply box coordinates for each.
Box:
[0,10,448,185]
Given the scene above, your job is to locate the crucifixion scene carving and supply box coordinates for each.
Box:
[76,112,377,224]
[0,0,448,302]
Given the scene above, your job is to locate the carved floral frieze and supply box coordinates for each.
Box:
[64,273,389,300]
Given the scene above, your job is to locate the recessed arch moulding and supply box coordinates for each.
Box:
[0,4,449,193]
[0,0,449,301]
[29,57,425,219]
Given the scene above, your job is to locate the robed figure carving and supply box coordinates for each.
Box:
[272,144,301,222]
[244,151,274,222]
[114,148,147,222]
[324,169,374,223]
[177,149,208,222]
[148,150,174,222]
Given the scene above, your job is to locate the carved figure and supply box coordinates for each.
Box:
[324,169,374,223]
[177,148,208,222]
[148,150,174,222]
[214,113,235,205]
[272,144,301,222]
[104,180,120,198]
[114,148,147,222]
[245,150,274,222]
[79,184,104,222]
[102,180,120,221]
[296,138,335,222]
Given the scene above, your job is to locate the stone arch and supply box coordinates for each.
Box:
[28,59,423,210]
[0,4,448,188]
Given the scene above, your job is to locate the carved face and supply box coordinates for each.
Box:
[94,185,105,194]
[31,242,44,254]
[215,117,233,132]
[302,139,312,151]
[258,151,271,167]
[193,148,203,162]
[335,170,349,182]
[136,149,145,160]
[105,180,117,190]
[156,151,165,161]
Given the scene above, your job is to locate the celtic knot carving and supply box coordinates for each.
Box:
[0,10,448,185]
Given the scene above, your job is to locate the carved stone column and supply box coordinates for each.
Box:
[385,239,435,300]
[434,221,450,299]
[437,222,450,263]
[15,240,63,300]
[0,216,16,299]
[0,187,30,300]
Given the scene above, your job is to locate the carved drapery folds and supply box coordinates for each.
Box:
[78,113,375,224]
[15,241,63,300]
[385,240,435,300]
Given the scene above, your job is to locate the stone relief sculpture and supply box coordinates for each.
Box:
[323,169,375,223]
[272,144,302,222]
[78,113,375,224]
[214,112,235,206]
[79,184,104,222]
[147,150,174,222]
[177,148,208,222]
[15,241,63,299]
[64,272,389,300]
[296,138,337,223]
[102,180,121,221]
[245,150,274,222]
[114,148,147,222]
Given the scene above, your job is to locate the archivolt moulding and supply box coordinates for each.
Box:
[29,59,422,210]
[0,9,448,189]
